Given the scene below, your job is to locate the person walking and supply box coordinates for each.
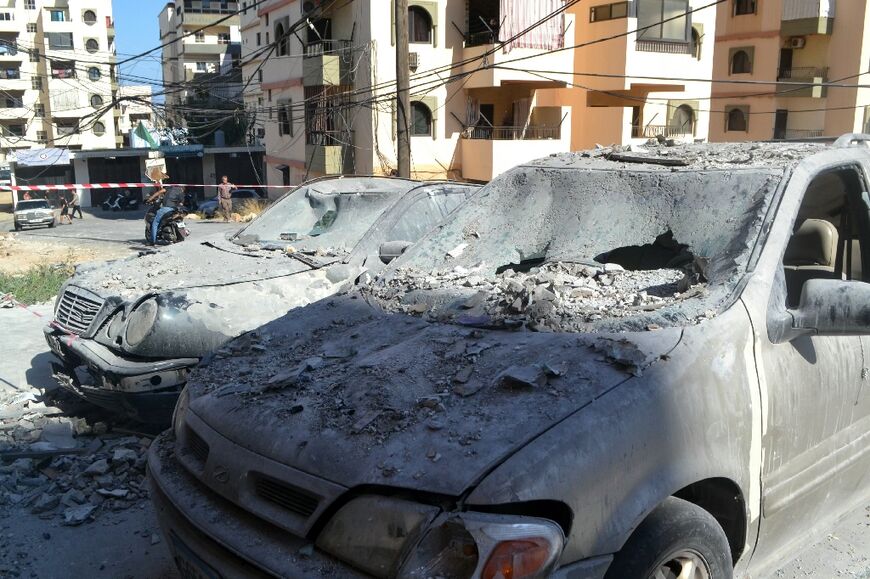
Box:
[59,196,72,225]
[217,175,235,222]
[70,189,83,219]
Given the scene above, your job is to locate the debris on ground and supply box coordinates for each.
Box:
[0,389,153,526]
[368,261,707,332]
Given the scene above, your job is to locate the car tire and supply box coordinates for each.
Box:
[14,222,21,231]
[604,497,732,579]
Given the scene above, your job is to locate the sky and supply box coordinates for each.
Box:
[112,1,165,95]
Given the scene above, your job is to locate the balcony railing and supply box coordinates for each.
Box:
[781,128,825,139]
[182,1,239,14]
[635,40,693,54]
[464,125,561,140]
[466,30,500,47]
[304,39,353,57]
[777,66,828,79]
[631,124,695,139]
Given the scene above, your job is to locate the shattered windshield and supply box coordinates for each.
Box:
[234,178,416,252]
[370,165,783,332]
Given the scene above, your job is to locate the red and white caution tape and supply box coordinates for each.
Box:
[1,293,77,346]
[2,183,292,191]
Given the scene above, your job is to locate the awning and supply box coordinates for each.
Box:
[159,145,204,158]
[12,148,70,167]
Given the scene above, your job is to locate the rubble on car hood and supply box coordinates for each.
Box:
[369,259,710,333]
[71,235,334,300]
[186,294,681,496]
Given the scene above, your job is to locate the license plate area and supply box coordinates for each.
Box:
[170,532,222,579]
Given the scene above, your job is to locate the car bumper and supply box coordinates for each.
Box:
[44,324,198,424]
[149,432,612,579]
[14,216,54,226]
[148,432,367,578]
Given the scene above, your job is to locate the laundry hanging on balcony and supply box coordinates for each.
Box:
[499,0,565,52]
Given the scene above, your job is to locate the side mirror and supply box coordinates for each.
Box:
[379,240,413,264]
[781,279,870,340]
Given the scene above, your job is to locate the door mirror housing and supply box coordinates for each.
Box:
[379,240,413,264]
[774,278,870,342]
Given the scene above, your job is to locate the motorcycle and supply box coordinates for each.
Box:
[144,199,189,245]
[102,190,141,211]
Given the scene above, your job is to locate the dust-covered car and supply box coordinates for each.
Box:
[198,188,265,218]
[13,199,55,230]
[151,137,870,578]
[43,176,478,424]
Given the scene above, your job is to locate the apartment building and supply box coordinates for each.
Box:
[158,0,242,129]
[239,0,263,145]
[561,0,716,148]
[0,0,119,164]
[240,0,574,186]
[710,0,864,141]
[117,84,156,147]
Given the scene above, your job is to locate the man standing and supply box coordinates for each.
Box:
[217,175,235,222]
[70,189,83,219]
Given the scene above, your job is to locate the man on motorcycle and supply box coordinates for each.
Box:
[144,181,187,245]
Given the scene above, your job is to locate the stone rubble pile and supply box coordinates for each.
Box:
[0,391,151,527]
[372,261,704,331]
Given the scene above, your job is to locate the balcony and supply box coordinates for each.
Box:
[460,124,568,182]
[0,17,16,33]
[781,0,835,35]
[0,41,21,61]
[777,66,828,97]
[630,125,695,140]
[181,42,236,56]
[182,11,239,27]
[305,131,354,175]
[303,40,353,87]
[775,128,825,139]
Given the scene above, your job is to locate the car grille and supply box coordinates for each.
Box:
[254,475,320,518]
[54,287,104,335]
[185,428,210,465]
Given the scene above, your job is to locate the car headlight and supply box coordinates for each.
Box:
[316,496,565,579]
[172,385,190,440]
[124,298,158,346]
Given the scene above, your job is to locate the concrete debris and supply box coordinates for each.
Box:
[62,504,96,526]
[370,261,704,333]
[495,364,549,389]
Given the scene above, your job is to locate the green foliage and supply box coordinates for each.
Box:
[0,262,74,305]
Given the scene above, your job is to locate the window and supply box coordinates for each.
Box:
[196,62,206,71]
[278,101,293,136]
[52,61,76,78]
[265,31,269,44]
[257,69,263,82]
[90,94,103,107]
[24,0,35,10]
[195,31,205,43]
[734,0,757,15]
[408,6,432,44]
[92,121,105,135]
[88,66,101,81]
[83,10,97,24]
[85,39,99,53]
[1,124,24,136]
[725,106,748,132]
[50,10,66,22]
[32,77,41,90]
[730,48,753,74]
[0,12,11,21]
[256,32,261,46]
[27,23,37,33]
[410,101,432,136]
[36,130,46,142]
[34,104,44,117]
[47,33,74,50]
[275,23,288,55]
[218,33,230,44]
[590,2,629,22]
[29,48,39,62]
[638,0,689,42]
[669,104,695,134]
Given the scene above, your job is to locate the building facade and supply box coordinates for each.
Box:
[158,0,242,134]
[117,84,157,147]
[239,0,575,186]
[710,0,865,141]
[0,0,119,164]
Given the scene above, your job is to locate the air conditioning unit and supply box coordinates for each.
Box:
[788,37,806,49]
[409,52,419,71]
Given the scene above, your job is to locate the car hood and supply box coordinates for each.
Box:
[186,293,681,496]
[71,235,318,300]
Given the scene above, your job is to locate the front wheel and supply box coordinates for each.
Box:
[604,497,732,579]
[48,220,55,228]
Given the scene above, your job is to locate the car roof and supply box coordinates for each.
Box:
[523,141,835,173]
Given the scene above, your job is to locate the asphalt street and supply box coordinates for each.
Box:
[0,215,867,578]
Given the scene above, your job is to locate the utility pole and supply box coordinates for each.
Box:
[395,0,411,178]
